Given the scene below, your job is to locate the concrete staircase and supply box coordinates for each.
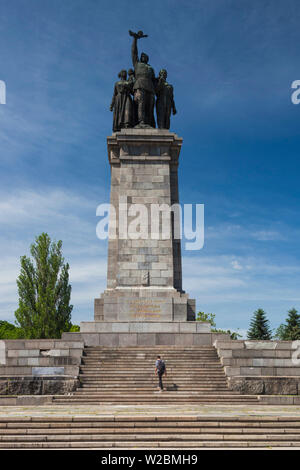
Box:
[1,416,300,448]
[53,346,258,405]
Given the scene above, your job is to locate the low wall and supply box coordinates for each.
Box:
[0,339,84,395]
[214,339,300,395]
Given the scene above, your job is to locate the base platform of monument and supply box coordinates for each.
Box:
[62,322,230,347]
[95,288,196,323]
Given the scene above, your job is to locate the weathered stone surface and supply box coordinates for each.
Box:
[229,376,300,395]
[264,378,298,395]
[7,378,42,395]
[0,380,8,394]
[228,377,264,395]
[42,379,79,395]
[0,377,79,396]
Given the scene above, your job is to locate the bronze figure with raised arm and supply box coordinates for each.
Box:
[129,30,156,127]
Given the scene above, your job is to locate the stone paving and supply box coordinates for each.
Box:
[1,404,300,418]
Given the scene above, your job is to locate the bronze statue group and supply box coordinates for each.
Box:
[110,30,177,132]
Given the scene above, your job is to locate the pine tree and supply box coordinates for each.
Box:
[275,308,300,341]
[14,233,73,339]
[247,308,272,340]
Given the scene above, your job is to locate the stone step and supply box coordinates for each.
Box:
[80,363,222,367]
[74,383,231,394]
[79,383,230,389]
[84,355,218,358]
[79,384,230,388]
[77,391,232,394]
[3,427,300,434]
[3,416,287,423]
[83,360,219,364]
[81,370,223,373]
[80,378,228,382]
[69,345,243,405]
[1,441,299,448]
[79,369,225,373]
[79,378,228,383]
[79,376,227,380]
[57,392,251,397]
[53,401,258,406]
[83,363,219,366]
[53,393,256,398]
[2,433,299,441]
[2,419,299,427]
[79,377,226,381]
[53,397,258,403]
[84,354,218,358]
[84,346,216,348]
[83,356,219,359]
[7,416,300,447]
[79,380,228,384]
[79,385,229,389]
[80,366,225,369]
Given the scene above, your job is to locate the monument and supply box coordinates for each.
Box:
[80,30,210,345]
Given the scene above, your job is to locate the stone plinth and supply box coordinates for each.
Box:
[62,329,231,348]
[94,128,196,323]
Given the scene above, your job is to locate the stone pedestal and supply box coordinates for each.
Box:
[94,128,196,324]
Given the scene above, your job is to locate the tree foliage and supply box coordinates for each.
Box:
[69,324,80,332]
[196,311,242,340]
[274,308,300,341]
[247,308,272,340]
[14,233,73,339]
[196,311,217,328]
[0,321,24,339]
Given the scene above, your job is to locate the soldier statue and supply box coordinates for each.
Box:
[129,30,156,128]
[109,30,178,131]
[155,69,177,129]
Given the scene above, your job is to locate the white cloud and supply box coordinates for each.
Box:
[182,254,300,305]
[231,260,243,270]
[251,230,285,241]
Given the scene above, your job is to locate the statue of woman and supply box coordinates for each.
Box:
[155,69,177,129]
[110,70,133,131]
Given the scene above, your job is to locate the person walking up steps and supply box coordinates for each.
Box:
[155,355,166,392]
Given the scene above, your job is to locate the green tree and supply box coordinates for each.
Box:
[14,233,73,339]
[69,324,80,332]
[0,321,24,339]
[247,308,272,340]
[275,308,300,340]
[196,311,216,328]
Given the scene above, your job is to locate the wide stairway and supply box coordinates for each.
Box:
[1,416,300,448]
[53,346,258,405]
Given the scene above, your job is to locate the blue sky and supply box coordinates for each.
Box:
[0,0,300,335]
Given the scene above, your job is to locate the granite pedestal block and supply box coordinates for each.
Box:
[94,129,196,325]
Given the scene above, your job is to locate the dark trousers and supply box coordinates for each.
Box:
[158,372,164,390]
